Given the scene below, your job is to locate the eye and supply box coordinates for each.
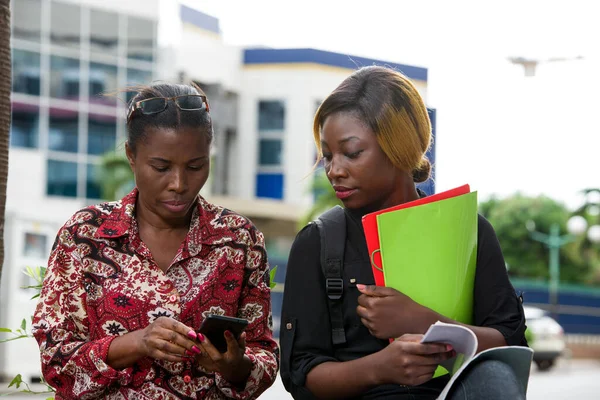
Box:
[152,165,169,173]
[346,150,363,159]
[187,164,204,171]
[322,152,333,161]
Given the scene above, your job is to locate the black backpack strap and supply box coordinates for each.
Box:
[314,206,347,346]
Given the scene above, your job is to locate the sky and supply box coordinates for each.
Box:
[184,0,599,210]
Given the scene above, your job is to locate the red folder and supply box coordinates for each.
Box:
[361,184,471,286]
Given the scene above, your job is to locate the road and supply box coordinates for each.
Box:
[2,359,599,399]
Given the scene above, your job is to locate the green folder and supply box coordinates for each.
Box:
[376,191,478,325]
[376,191,478,377]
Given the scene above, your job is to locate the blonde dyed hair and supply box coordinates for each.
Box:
[313,66,432,182]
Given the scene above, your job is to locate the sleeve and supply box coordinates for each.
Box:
[280,224,338,399]
[214,225,280,399]
[473,215,528,346]
[31,227,134,398]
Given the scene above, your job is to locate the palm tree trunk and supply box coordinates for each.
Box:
[0,0,11,281]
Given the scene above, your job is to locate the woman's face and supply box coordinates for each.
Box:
[126,126,210,226]
[320,112,412,212]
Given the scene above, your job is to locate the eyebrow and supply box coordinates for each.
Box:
[321,136,361,146]
[149,156,208,163]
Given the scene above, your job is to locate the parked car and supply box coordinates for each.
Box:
[524,306,566,371]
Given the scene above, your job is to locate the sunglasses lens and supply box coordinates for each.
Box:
[140,98,167,114]
[176,95,206,111]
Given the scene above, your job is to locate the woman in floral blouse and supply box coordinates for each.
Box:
[32,83,279,399]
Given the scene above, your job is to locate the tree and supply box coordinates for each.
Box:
[98,150,134,201]
[0,0,11,282]
[479,194,591,284]
[298,169,340,228]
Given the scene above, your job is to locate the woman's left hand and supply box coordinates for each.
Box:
[356,284,437,339]
[195,331,252,385]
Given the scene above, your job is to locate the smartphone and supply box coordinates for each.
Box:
[198,314,248,353]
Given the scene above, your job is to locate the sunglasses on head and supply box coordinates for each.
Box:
[127,94,210,123]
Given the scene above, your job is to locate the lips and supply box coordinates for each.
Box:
[162,200,189,213]
[333,186,357,200]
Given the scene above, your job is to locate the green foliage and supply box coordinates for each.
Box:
[298,169,341,228]
[0,268,54,398]
[97,150,135,201]
[480,194,591,283]
[269,266,278,289]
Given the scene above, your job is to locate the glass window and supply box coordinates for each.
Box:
[125,68,153,102]
[256,173,284,200]
[50,56,80,100]
[12,0,42,43]
[89,62,118,105]
[50,0,81,49]
[127,17,155,62]
[10,101,40,148]
[47,159,78,197]
[12,49,41,95]
[23,233,47,259]
[86,163,102,200]
[90,10,119,56]
[88,112,116,155]
[48,107,78,153]
[259,139,282,166]
[258,100,285,131]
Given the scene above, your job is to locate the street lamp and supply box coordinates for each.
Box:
[527,217,600,318]
[526,220,578,317]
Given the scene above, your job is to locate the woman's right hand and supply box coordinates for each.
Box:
[136,317,202,363]
[375,334,454,387]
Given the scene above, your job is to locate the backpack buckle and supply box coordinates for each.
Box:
[326,278,344,300]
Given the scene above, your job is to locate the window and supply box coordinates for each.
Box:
[10,101,40,148]
[12,49,41,95]
[47,159,78,197]
[50,56,80,100]
[127,17,155,62]
[86,163,102,200]
[89,62,118,105]
[12,0,41,43]
[259,139,282,166]
[48,107,78,153]
[256,173,284,200]
[125,68,153,102]
[258,101,285,131]
[90,10,119,56]
[23,232,47,259]
[50,1,81,49]
[88,112,117,155]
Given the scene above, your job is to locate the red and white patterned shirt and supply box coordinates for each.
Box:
[32,189,279,399]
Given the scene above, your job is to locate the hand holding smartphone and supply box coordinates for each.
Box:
[197,314,248,353]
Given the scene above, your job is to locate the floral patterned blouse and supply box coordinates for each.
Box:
[32,189,279,399]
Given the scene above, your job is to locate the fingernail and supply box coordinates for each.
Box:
[197,333,205,342]
[446,344,453,351]
[451,350,457,357]
[191,346,202,355]
[224,330,233,339]
[187,331,197,340]
[356,284,366,290]
[185,349,195,356]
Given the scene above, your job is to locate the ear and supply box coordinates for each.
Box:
[125,142,135,171]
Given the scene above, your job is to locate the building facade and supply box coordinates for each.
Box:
[1,0,434,381]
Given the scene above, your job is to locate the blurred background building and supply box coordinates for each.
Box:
[1,0,434,382]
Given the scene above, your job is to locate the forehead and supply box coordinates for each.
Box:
[138,126,210,156]
[320,112,374,145]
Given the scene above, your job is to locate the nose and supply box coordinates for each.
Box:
[325,155,347,181]
[167,168,187,194]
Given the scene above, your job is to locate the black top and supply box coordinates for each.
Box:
[280,208,527,400]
